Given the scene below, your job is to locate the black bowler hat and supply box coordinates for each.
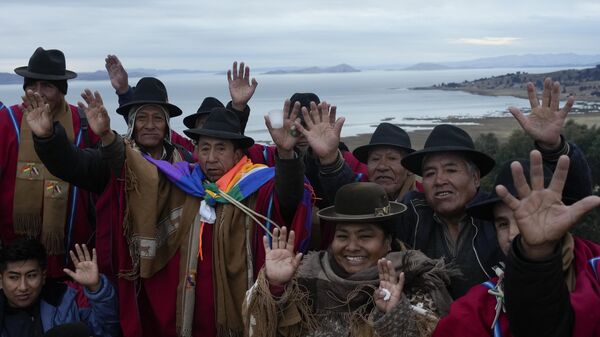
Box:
[43,322,91,337]
[116,77,182,119]
[401,124,495,177]
[353,123,415,163]
[14,47,77,80]
[184,107,254,148]
[183,97,225,129]
[318,182,407,222]
[289,92,320,123]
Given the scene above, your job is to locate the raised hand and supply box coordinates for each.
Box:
[23,89,53,138]
[105,55,129,95]
[496,150,600,260]
[78,89,114,144]
[263,227,303,286]
[63,244,101,292]
[509,77,574,150]
[295,101,345,165]
[228,61,258,111]
[265,100,300,159]
[374,258,405,313]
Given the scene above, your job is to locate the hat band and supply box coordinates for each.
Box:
[336,204,391,218]
[374,205,390,216]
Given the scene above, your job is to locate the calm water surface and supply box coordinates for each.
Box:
[0,67,586,143]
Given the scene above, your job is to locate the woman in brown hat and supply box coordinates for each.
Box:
[244,182,454,337]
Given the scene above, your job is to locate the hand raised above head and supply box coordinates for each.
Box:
[495,150,600,260]
[263,226,303,286]
[63,244,101,292]
[508,78,574,150]
[78,89,114,144]
[295,101,345,165]
[228,61,258,111]
[23,89,53,138]
[265,100,300,159]
[105,54,129,95]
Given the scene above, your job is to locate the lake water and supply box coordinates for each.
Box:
[0,67,590,143]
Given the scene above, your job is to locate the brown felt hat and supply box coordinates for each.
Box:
[318,182,406,222]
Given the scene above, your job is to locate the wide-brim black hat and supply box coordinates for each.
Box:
[401,124,495,177]
[116,77,182,118]
[467,159,577,221]
[183,97,225,129]
[318,182,407,222]
[353,123,415,163]
[184,107,254,149]
[43,322,90,337]
[14,47,77,80]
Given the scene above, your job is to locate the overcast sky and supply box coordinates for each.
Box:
[1,0,599,72]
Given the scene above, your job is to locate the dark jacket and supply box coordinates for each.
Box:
[396,190,501,298]
[505,236,573,337]
[394,138,591,299]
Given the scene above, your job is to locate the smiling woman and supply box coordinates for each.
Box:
[244,182,455,337]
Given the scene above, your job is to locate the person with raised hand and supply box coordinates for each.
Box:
[245,182,454,337]
[433,150,600,337]
[303,102,418,205]
[0,48,100,279]
[31,92,313,337]
[0,238,118,337]
[227,61,258,113]
[499,152,600,337]
[507,76,591,203]
[395,77,591,299]
[63,243,101,292]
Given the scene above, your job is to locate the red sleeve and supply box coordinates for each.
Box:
[341,150,368,181]
[171,130,195,153]
[432,283,511,337]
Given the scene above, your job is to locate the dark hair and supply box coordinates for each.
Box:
[23,77,68,95]
[0,237,47,273]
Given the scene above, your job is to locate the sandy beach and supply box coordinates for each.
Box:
[341,112,600,151]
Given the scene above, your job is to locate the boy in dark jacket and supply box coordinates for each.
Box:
[0,238,119,337]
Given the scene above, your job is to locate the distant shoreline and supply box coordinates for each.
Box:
[340,112,600,151]
[413,86,600,103]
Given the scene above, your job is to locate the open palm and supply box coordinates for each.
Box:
[374,258,405,313]
[228,61,258,110]
[263,227,303,286]
[496,151,600,258]
[296,101,345,164]
[63,244,101,291]
[509,78,573,149]
[23,90,53,138]
[78,89,111,138]
[266,100,300,156]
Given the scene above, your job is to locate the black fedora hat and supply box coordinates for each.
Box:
[14,47,77,80]
[289,92,320,123]
[116,77,182,118]
[43,322,90,337]
[353,123,415,163]
[183,97,225,129]
[401,124,495,177]
[184,107,254,148]
[318,182,407,222]
[467,159,577,221]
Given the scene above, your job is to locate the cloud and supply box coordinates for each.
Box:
[453,37,521,46]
